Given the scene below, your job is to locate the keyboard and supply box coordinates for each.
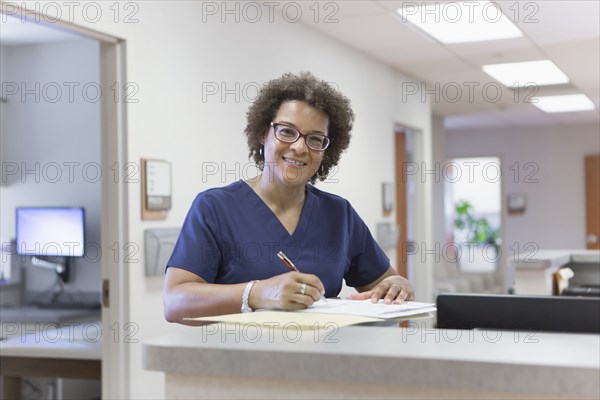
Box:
[562,285,600,297]
[34,302,101,310]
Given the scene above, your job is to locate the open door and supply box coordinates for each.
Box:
[585,155,600,249]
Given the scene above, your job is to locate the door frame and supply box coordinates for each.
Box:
[394,123,432,301]
[99,39,129,399]
[585,154,600,250]
[394,129,408,279]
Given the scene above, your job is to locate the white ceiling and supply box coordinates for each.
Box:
[1,1,598,130]
[295,0,600,130]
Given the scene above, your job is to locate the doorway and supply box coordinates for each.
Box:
[444,156,502,272]
[0,4,128,399]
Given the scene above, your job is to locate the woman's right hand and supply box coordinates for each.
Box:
[249,272,325,310]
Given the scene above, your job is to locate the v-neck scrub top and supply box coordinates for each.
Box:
[167,180,390,297]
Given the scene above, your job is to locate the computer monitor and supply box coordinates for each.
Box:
[16,207,85,283]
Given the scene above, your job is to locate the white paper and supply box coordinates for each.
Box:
[295,299,437,319]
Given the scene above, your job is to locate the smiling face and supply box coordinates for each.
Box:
[262,101,329,187]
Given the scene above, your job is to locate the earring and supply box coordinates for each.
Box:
[320,164,324,173]
[259,146,263,156]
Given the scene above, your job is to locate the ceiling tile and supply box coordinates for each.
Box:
[497,1,600,45]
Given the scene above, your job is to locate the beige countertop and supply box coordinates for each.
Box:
[514,249,600,270]
[0,308,101,360]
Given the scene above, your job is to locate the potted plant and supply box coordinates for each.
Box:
[455,200,499,245]
[454,200,500,269]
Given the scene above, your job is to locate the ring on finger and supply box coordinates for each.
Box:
[300,283,307,295]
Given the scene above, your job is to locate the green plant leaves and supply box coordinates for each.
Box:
[454,200,499,245]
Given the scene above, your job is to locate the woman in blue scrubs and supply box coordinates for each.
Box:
[164,72,414,323]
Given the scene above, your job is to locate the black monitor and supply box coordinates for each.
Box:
[16,207,85,283]
[436,293,600,334]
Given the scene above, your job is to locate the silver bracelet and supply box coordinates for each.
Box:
[241,280,258,313]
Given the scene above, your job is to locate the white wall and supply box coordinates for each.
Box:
[28,3,433,398]
[0,40,101,296]
[445,123,600,259]
[0,46,6,167]
[431,115,447,246]
[429,114,453,282]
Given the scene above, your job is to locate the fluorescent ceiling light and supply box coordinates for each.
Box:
[531,94,595,113]
[396,1,523,44]
[482,60,570,87]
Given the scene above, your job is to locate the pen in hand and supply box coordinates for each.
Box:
[276,251,327,303]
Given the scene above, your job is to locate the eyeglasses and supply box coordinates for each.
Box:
[270,122,331,151]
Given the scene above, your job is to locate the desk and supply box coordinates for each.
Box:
[143,324,599,399]
[512,249,600,295]
[0,309,101,399]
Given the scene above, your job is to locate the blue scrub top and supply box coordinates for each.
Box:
[167,180,390,297]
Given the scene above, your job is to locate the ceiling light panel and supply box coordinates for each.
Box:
[531,94,595,113]
[482,60,570,87]
[396,1,523,44]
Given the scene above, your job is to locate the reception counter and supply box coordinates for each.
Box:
[143,323,599,399]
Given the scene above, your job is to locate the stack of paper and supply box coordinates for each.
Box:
[296,298,437,319]
[185,299,436,328]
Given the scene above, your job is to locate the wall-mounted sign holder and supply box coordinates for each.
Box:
[141,158,171,220]
[507,193,527,215]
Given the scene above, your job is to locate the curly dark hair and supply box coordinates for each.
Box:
[244,72,354,184]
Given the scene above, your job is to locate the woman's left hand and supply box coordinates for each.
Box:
[351,275,414,304]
